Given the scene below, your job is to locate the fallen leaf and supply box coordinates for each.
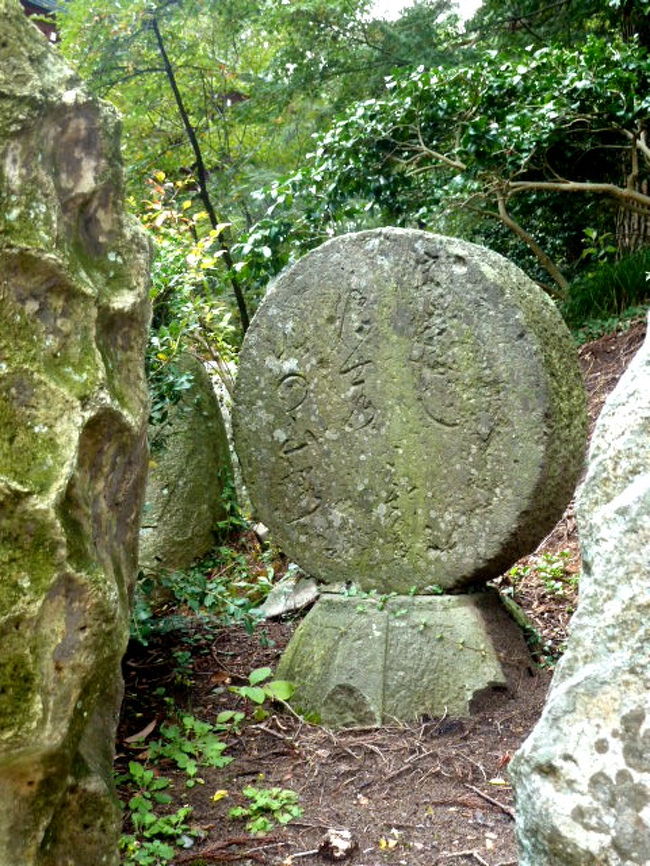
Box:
[124,719,157,744]
[212,790,229,802]
[379,837,398,850]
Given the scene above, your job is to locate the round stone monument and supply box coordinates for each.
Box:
[234,229,586,593]
[233,228,587,725]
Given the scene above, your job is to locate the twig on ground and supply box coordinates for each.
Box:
[418,763,442,783]
[437,850,490,865]
[464,783,515,819]
[176,835,282,864]
[455,753,488,780]
[253,722,301,748]
[382,748,438,784]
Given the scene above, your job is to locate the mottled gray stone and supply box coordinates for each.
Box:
[0,2,150,863]
[254,569,318,619]
[139,354,233,574]
[277,590,532,727]
[510,315,650,866]
[234,228,586,592]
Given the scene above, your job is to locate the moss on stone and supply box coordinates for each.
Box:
[0,651,36,733]
[0,251,101,400]
[0,371,79,494]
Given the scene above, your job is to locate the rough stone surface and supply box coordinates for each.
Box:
[139,353,233,574]
[510,313,650,865]
[0,3,150,863]
[254,570,319,619]
[234,228,586,593]
[277,590,533,727]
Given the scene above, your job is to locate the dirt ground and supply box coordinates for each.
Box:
[117,316,647,866]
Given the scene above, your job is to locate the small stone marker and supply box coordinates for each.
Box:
[140,353,233,574]
[233,228,587,724]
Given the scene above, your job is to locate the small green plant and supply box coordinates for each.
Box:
[117,762,195,866]
[579,227,617,264]
[130,544,274,646]
[117,761,174,811]
[229,667,295,721]
[536,551,578,596]
[216,471,248,533]
[507,562,531,583]
[229,786,303,835]
[507,551,578,597]
[147,713,236,787]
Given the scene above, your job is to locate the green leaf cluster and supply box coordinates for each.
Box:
[148,714,234,787]
[229,666,295,720]
[229,785,303,835]
[117,761,195,866]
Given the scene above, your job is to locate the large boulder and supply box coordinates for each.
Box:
[510,315,650,865]
[0,2,150,863]
[139,353,234,574]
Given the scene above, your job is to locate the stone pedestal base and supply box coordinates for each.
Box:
[277,589,533,727]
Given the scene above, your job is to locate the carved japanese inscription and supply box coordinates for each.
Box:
[233,229,586,592]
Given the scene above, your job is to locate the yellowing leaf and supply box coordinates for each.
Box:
[209,222,232,237]
[181,200,193,211]
[212,789,229,802]
[378,837,397,850]
[153,170,166,182]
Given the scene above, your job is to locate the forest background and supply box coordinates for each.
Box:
[56,0,650,387]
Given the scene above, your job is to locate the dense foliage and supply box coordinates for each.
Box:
[58,0,650,353]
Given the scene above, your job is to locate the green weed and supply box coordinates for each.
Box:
[563,246,650,331]
[571,304,648,345]
[507,551,578,598]
[229,667,295,721]
[131,542,277,646]
[229,786,303,835]
[117,761,195,866]
[148,713,239,788]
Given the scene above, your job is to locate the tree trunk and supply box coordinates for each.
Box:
[616,180,650,254]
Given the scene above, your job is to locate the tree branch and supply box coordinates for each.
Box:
[507,178,650,214]
[150,14,250,332]
[496,192,568,297]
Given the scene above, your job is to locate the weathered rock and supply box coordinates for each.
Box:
[234,228,586,593]
[254,567,318,619]
[139,353,233,574]
[0,3,150,864]
[277,590,532,726]
[510,314,650,865]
